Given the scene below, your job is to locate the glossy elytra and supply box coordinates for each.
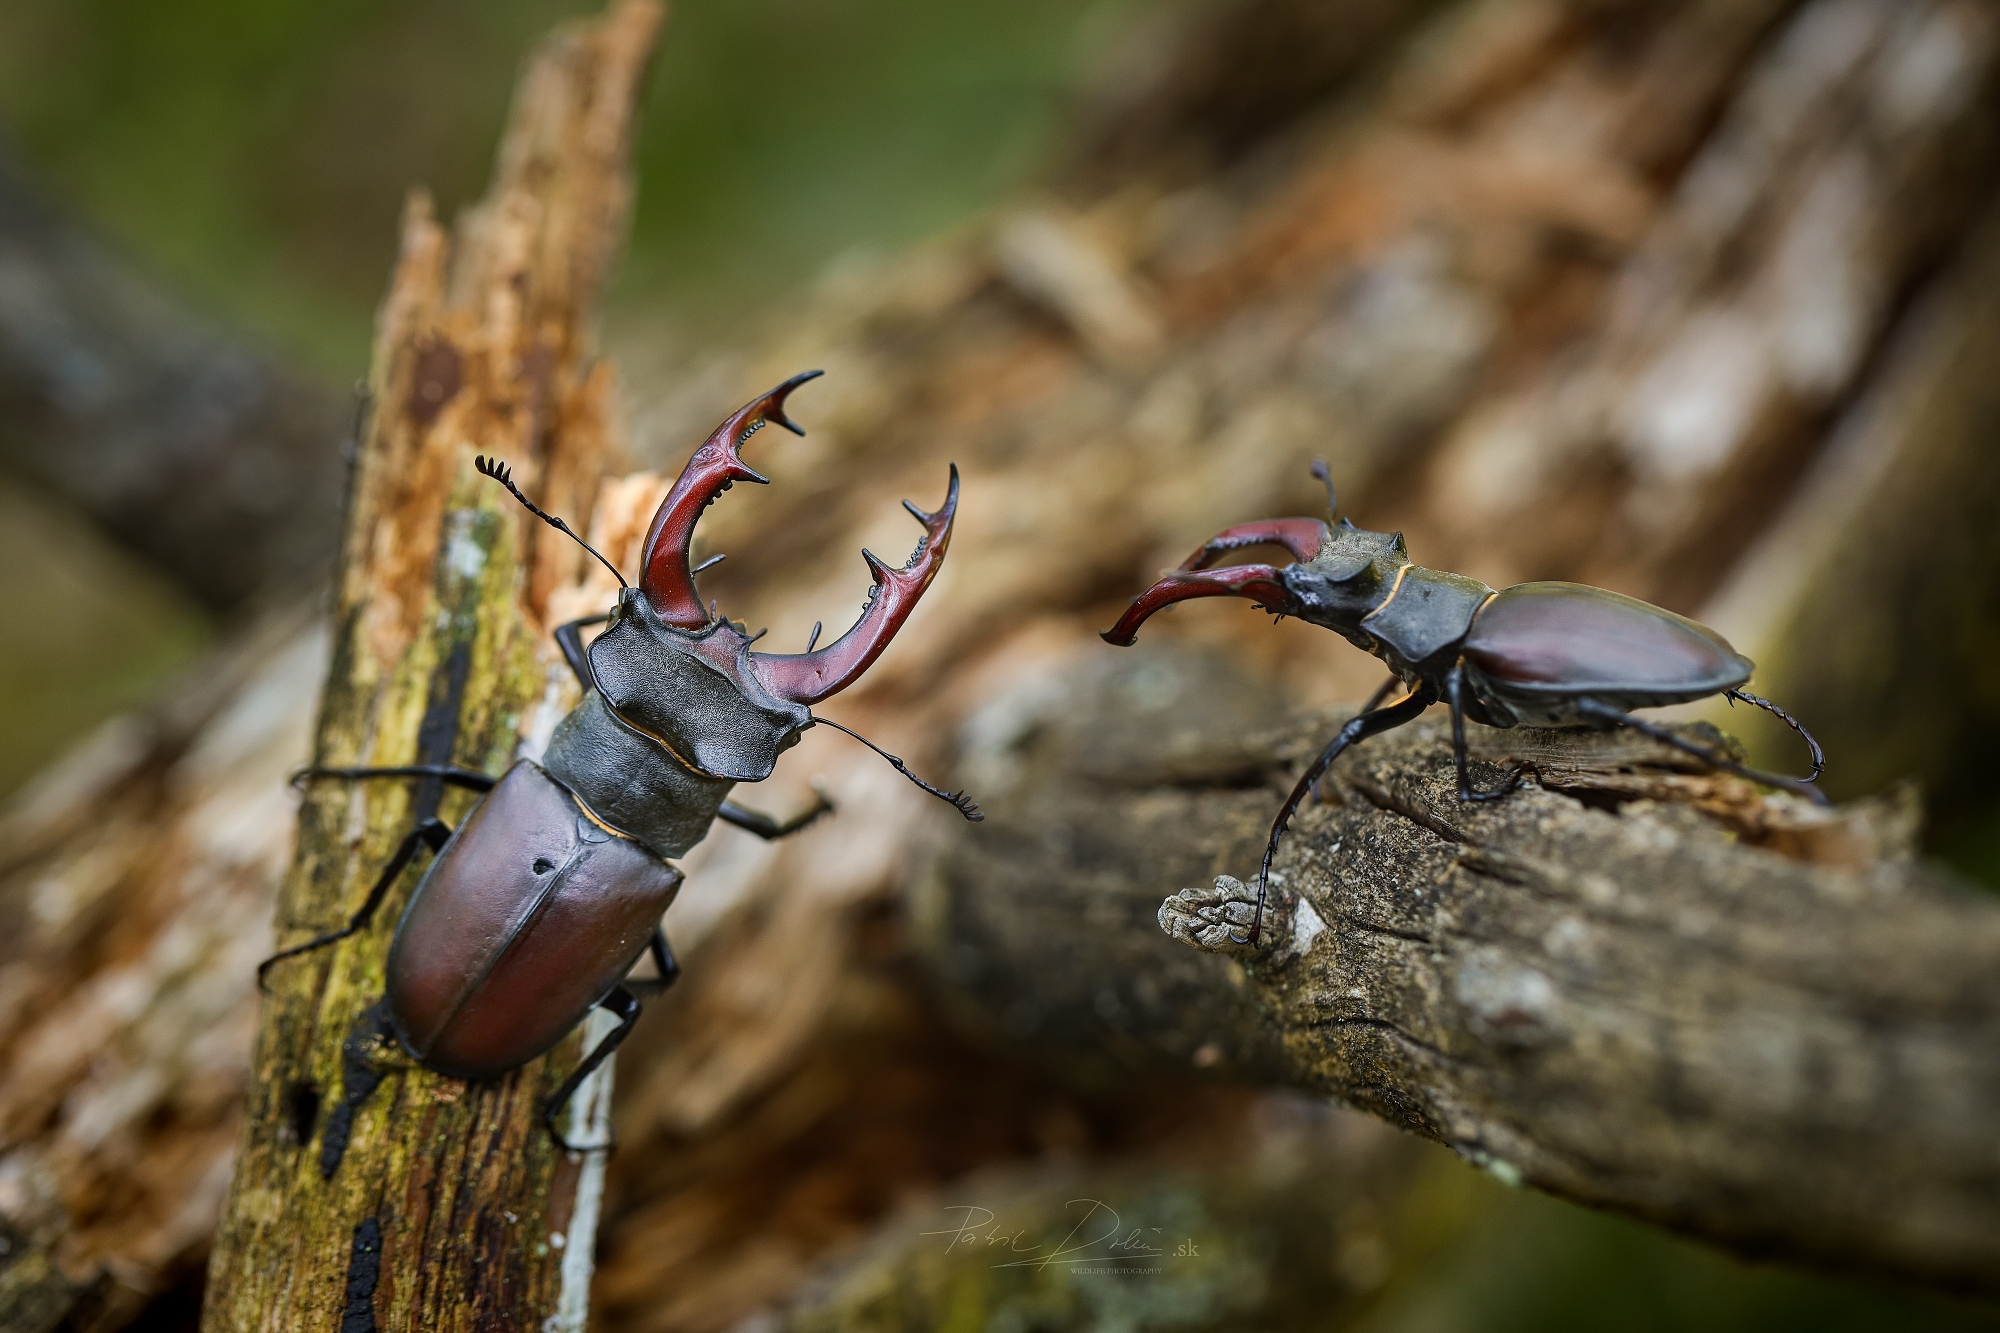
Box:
[262,372,980,1151]
[1102,462,1824,946]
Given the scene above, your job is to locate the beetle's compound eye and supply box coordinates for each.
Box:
[532,857,556,875]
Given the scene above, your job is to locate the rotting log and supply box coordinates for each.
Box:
[201,4,662,1330]
[922,648,2000,1296]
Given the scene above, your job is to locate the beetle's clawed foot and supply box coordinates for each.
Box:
[1725,688,1827,783]
[1459,761,1540,803]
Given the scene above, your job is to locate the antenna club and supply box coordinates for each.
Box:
[476,453,630,589]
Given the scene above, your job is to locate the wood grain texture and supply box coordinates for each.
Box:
[924,648,2000,1294]
[200,5,661,1330]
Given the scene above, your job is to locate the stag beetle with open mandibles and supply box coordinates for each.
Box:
[1102,462,1825,947]
[261,371,979,1151]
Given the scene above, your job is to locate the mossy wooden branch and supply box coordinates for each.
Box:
[923,652,2000,1295]
[202,5,661,1330]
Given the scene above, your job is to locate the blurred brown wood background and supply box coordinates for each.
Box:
[2,0,1999,1329]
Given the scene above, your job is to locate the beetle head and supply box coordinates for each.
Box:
[607,374,958,776]
[589,589,812,781]
[1101,500,1410,646]
[1283,524,1409,631]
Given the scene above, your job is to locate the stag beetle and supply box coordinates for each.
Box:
[1102,463,1824,946]
[261,372,979,1150]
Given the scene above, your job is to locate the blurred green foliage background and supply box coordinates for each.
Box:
[0,0,1106,376]
[0,3,1991,1329]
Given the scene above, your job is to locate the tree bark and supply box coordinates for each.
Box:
[922,646,2000,1295]
[200,5,661,1330]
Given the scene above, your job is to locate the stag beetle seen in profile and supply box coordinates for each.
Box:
[261,372,979,1150]
[1103,463,1825,947]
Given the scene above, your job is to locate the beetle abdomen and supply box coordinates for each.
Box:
[1461,581,1751,724]
[385,761,681,1082]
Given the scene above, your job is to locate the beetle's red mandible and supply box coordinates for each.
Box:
[638,370,822,626]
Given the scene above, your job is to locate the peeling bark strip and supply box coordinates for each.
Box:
[926,651,2000,1295]
[201,4,662,1330]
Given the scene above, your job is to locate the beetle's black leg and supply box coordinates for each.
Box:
[1444,666,1538,803]
[716,785,836,839]
[553,613,610,692]
[1725,688,1825,781]
[1246,684,1438,946]
[292,765,497,792]
[1311,676,1404,803]
[649,926,678,985]
[1574,696,1831,806]
[543,985,643,1154]
[257,818,453,990]
[625,927,681,997]
[1359,674,1403,715]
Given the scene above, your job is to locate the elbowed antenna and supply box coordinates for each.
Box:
[1311,459,1336,520]
[1311,459,1359,530]
[811,714,982,821]
[476,456,628,588]
[749,464,960,705]
[638,370,823,627]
